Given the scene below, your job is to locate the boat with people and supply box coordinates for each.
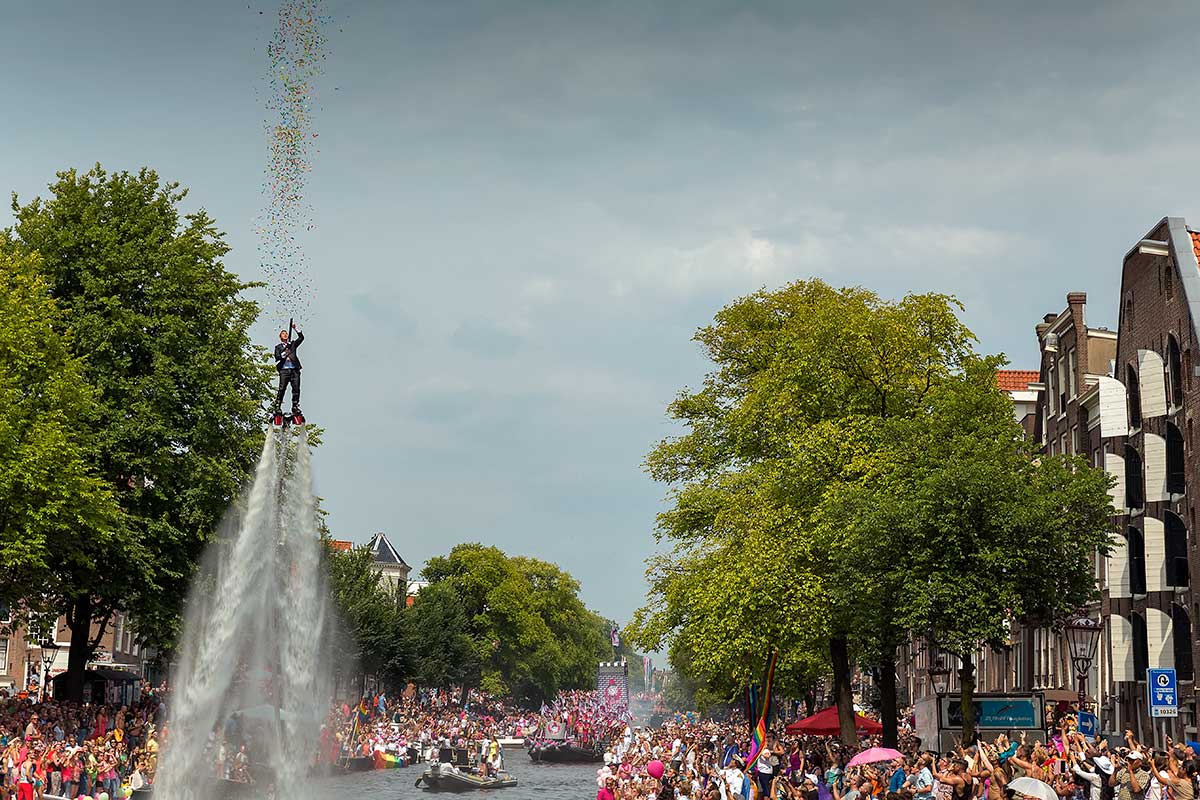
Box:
[414,762,518,792]
[527,740,603,763]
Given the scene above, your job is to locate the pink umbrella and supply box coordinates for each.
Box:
[847,747,904,767]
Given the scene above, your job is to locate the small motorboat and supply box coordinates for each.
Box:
[415,763,517,792]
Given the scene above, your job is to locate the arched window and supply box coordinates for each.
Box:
[1172,605,1194,681]
[1127,364,1142,429]
[1128,526,1147,595]
[1166,511,1189,588]
[1126,444,1145,509]
[1169,335,1184,407]
[1168,422,1186,496]
[1132,612,1149,677]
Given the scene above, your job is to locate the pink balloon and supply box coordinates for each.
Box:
[647,760,665,780]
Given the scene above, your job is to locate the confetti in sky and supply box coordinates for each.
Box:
[256,0,331,327]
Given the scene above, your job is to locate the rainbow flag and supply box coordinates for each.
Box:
[744,651,778,771]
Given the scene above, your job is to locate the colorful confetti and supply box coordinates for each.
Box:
[256,0,332,327]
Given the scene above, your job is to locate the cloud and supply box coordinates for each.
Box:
[450,318,523,358]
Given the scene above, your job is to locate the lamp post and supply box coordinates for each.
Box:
[1064,613,1103,708]
[39,638,59,702]
[929,659,951,698]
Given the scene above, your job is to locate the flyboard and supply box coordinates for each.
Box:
[271,317,306,429]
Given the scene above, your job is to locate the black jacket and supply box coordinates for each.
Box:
[274,331,305,371]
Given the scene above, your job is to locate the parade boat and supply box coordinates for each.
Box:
[414,762,517,792]
[527,740,603,763]
[341,755,376,772]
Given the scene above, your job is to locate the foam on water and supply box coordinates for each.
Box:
[156,428,332,800]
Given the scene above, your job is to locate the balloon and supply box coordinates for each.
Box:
[647,760,665,780]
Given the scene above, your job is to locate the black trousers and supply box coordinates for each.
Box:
[275,368,301,411]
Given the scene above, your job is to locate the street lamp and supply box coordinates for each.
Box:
[928,659,951,698]
[39,638,59,702]
[1064,613,1103,707]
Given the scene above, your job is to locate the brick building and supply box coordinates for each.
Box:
[1027,294,1117,703]
[1096,217,1200,739]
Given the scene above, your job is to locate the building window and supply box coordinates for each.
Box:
[1173,605,1194,681]
[1128,364,1142,429]
[1068,348,1078,399]
[1166,263,1175,298]
[1132,612,1149,677]
[1168,422,1186,495]
[1169,336,1184,408]
[1166,511,1189,588]
[1060,433,1067,455]
[0,603,8,624]
[1126,444,1145,509]
[1187,349,1193,391]
[1048,363,1057,416]
[1128,526,1147,595]
[1072,425,1080,455]
[1059,355,1068,412]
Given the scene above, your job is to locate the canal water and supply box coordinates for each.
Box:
[322,758,598,800]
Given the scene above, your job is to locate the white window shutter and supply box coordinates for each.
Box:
[1138,350,1168,419]
[1145,607,1174,669]
[1143,433,1168,503]
[1143,516,1167,592]
[1097,376,1129,438]
[1109,614,1135,682]
[1105,451,1126,510]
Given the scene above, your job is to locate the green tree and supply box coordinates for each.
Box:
[406,581,478,688]
[630,279,1112,746]
[0,250,122,622]
[836,359,1115,739]
[325,542,411,687]
[423,544,608,705]
[3,165,271,699]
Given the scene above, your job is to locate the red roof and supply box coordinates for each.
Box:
[329,539,353,552]
[996,370,1039,392]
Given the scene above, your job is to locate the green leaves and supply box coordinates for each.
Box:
[2,165,271,663]
[0,250,120,621]
[633,279,1114,725]
[423,544,609,705]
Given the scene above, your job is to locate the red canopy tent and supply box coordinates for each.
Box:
[784,706,883,736]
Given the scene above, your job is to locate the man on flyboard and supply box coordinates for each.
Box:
[272,321,305,426]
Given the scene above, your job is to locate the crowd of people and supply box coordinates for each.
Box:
[594,712,1200,800]
[328,687,537,767]
[0,691,162,800]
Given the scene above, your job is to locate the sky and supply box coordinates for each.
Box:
[5,0,1200,628]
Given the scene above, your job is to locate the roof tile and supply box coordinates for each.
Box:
[995,370,1039,392]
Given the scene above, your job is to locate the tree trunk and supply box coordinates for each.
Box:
[959,653,977,743]
[830,634,857,747]
[62,596,94,703]
[877,655,899,748]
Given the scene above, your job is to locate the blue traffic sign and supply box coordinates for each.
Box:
[1077,711,1098,737]
[1148,668,1178,718]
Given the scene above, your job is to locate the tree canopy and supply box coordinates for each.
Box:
[629,279,1115,743]
[2,165,271,698]
[423,543,609,704]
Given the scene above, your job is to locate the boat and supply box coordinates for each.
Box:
[527,741,603,763]
[414,762,517,792]
[341,755,376,772]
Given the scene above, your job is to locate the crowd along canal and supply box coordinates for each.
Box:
[323,758,599,800]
